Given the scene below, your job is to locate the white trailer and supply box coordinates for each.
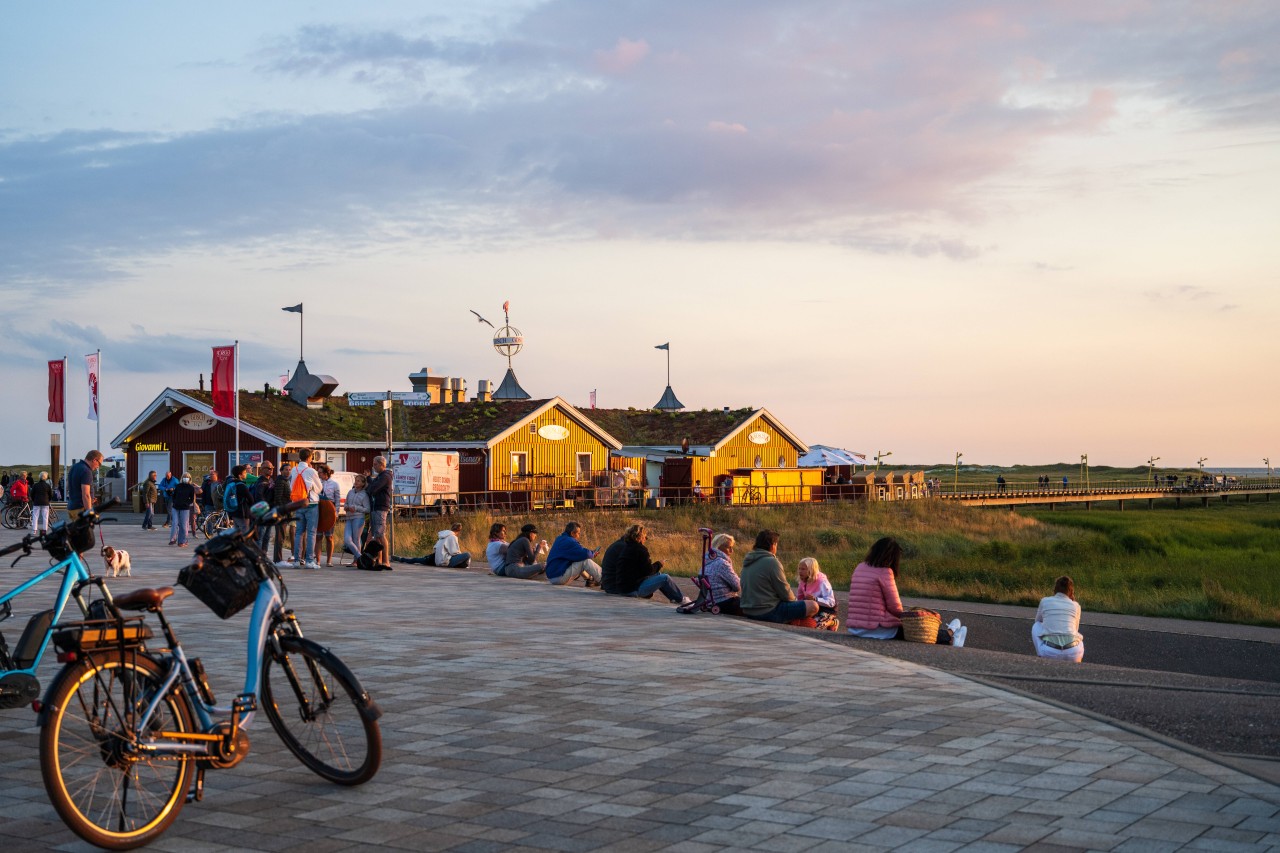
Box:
[389,451,460,514]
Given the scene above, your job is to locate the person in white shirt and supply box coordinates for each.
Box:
[290,449,324,569]
[434,522,471,568]
[1032,576,1084,662]
[485,523,509,575]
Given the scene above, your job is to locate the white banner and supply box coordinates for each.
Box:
[85,352,99,421]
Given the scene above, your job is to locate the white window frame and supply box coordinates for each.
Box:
[575,452,592,482]
[511,451,528,479]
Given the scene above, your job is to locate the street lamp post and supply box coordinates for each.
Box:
[954,452,963,493]
[874,450,892,472]
[1265,457,1272,482]
[1080,454,1090,490]
[1197,457,1208,473]
[1147,455,1160,487]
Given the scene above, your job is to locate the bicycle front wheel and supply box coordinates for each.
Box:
[40,654,195,850]
[262,635,381,785]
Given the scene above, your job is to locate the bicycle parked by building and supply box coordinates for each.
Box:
[2,500,60,530]
[198,507,234,538]
[0,502,119,710]
[37,499,383,849]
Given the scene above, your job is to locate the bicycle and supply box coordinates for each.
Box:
[3,501,60,531]
[0,502,118,710]
[38,499,383,849]
[199,507,233,539]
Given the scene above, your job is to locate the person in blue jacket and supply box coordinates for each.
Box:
[544,521,603,587]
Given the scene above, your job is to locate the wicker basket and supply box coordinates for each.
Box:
[177,551,261,620]
[901,609,941,644]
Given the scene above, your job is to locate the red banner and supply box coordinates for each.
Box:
[48,360,65,422]
[211,346,236,418]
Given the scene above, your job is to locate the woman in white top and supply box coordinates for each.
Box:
[1032,575,1084,662]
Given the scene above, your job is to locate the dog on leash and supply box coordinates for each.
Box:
[102,545,131,578]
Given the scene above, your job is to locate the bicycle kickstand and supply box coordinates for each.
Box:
[188,766,206,803]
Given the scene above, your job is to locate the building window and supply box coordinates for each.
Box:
[529,423,537,434]
[576,452,592,482]
[753,455,762,469]
[778,455,786,468]
[511,452,528,479]
[326,451,347,472]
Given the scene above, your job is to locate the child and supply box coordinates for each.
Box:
[797,557,835,610]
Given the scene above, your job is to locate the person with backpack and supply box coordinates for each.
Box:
[223,465,253,533]
[289,450,323,569]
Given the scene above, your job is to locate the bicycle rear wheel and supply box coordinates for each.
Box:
[261,635,381,785]
[40,654,195,850]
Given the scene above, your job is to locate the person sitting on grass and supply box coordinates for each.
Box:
[607,523,691,606]
[846,537,908,639]
[486,522,509,575]
[1032,575,1084,662]
[739,530,818,624]
[500,523,548,580]
[434,521,472,568]
[545,521,603,587]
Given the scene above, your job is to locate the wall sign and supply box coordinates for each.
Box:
[134,442,168,452]
[747,431,770,445]
[538,424,570,440]
[459,456,484,465]
[179,413,217,431]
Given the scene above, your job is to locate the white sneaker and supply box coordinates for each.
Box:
[952,626,967,648]
[305,561,321,570]
[678,596,693,607]
[948,618,961,632]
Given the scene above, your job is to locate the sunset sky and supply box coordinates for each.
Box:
[2,1,1277,468]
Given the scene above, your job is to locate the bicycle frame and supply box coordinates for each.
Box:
[133,572,296,755]
[0,551,100,681]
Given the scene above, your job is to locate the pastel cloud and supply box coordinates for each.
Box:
[594,37,650,74]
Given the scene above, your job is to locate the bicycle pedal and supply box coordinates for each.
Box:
[232,693,257,713]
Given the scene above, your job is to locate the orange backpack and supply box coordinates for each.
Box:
[290,467,309,502]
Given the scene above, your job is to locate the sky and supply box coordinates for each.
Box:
[1,1,1277,468]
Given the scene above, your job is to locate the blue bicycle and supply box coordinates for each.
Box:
[37,500,382,850]
[0,503,119,710]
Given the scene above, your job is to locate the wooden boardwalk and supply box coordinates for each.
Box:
[939,480,1280,509]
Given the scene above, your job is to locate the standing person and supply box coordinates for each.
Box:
[290,449,323,569]
[545,521,603,587]
[223,465,253,534]
[8,472,29,506]
[739,530,818,624]
[365,456,393,567]
[433,522,472,568]
[317,465,340,566]
[254,461,276,505]
[270,462,294,563]
[65,451,103,521]
[342,474,370,561]
[201,469,221,516]
[140,471,159,531]
[159,470,178,528]
[485,522,509,575]
[501,524,548,580]
[30,472,53,534]
[169,474,197,547]
[1032,576,1085,662]
[609,523,690,605]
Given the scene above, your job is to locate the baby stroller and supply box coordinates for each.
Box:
[677,528,720,614]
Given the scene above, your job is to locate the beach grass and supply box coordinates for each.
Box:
[396,498,1280,627]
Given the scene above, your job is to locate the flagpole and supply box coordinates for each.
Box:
[96,348,102,492]
[299,305,304,362]
[234,340,240,470]
[62,356,68,497]
[666,346,671,387]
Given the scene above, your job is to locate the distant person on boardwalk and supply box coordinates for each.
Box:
[485,522,509,575]
[141,471,159,531]
[1032,576,1084,662]
[434,521,472,568]
[1062,475,1069,490]
[200,469,221,517]
[224,465,254,535]
[606,523,691,605]
[269,462,294,563]
[365,456,392,567]
[30,472,53,534]
[66,451,103,520]
[846,537,909,639]
[740,530,818,624]
[545,521,603,587]
[996,475,1006,493]
[501,524,548,579]
[343,474,371,561]
[159,470,178,527]
[169,474,197,547]
[8,472,29,506]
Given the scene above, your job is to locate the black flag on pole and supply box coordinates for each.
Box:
[282,303,303,313]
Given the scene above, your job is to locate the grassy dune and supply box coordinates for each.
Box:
[398,498,1280,627]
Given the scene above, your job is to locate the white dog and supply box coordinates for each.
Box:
[102,545,131,578]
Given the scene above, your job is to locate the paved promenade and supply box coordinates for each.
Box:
[1,520,1279,850]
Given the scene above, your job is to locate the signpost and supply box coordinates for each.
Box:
[348,391,430,407]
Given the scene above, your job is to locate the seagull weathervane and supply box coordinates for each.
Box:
[490,300,530,400]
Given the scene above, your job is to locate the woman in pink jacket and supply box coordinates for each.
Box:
[846,537,909,639]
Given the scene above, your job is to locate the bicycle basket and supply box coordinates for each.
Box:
[44,519,95,562]
[178,539,262,619]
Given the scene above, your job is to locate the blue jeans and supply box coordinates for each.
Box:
[343,517,365,556]
[293,504,319,563]
[172,510,190,545]
[748,600,809,623]
[142,503,154,529]
[632,573,683,603]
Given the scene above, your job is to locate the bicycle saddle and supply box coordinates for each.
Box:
[113,587,175,612]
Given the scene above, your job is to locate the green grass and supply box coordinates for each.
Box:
[396,498,1280,627]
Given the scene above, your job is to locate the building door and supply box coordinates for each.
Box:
[136,452,169,484]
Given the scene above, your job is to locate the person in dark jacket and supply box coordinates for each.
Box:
[365,456,393,567]
[610,524,690,605]
[29,472,54,534]
[224,465,253,533]
[169,474,197,547]
[499,524,547,579]
[598,535,627,593]
[269,463,294,562]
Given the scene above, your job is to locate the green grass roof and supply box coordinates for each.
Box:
[587,408,757,446]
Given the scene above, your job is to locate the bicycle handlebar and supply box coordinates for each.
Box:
[0,498,118,562]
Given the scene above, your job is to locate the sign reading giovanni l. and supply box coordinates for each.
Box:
[347,392,431,407]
